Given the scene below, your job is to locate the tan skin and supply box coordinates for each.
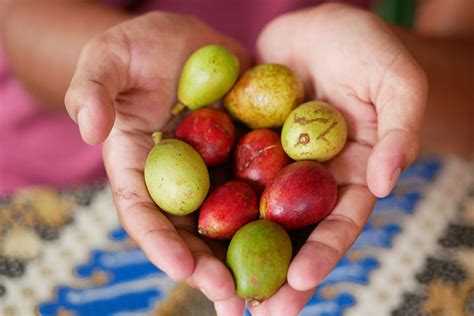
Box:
[1,0,129,108]
[1,1,473,315]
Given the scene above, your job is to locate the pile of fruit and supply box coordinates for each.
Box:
[144,45,348,305]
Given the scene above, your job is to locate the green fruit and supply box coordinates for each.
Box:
[226,219,292,305]
[178,44,240,110]
[281,101,348,161]
[144,132,210,215]
[224,64,304,129]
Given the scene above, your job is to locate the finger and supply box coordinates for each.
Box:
[65,33,129,145]
[249,284,315,316]
[214,295,246,316]
[174,228,236,302]
[174,220,246,316]
[166,214,239,304]
[368,55,428,197]
[103,133,194,281]
[186,243,235,301]
[287,184,375,291]
[324,141,371,186]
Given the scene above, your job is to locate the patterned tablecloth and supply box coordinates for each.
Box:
[0,155,473,316]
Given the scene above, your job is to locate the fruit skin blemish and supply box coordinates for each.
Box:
[281,101,348,162]
[233,129,290,193]
[224,64,304,129]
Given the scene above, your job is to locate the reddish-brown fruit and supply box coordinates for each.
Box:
[175,108,235,166]
[198,181,259,240]
[260,161,338,230]
[233,129,291,192]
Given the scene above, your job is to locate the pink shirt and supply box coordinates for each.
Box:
[0,0,370,195]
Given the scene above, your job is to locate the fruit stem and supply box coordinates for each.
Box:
[248,299,261,307]
[152,132,163,145]
[171,101,186,116]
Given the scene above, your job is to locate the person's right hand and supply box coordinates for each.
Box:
[65,12,250,315]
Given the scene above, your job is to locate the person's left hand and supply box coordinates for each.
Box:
[251,3,427,315]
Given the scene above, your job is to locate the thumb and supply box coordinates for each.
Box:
[367,54,428,197]
[65,34,128,145]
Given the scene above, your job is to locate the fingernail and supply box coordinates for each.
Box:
[388,167,401,193]
[77,107,90,140]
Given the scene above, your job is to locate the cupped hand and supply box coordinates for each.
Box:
[251,3,427,315]
[65,12,250,315]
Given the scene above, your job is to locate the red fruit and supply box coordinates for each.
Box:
[175,108,235,166]
[198,181,258,240]
[233,129,291,192]
[260,161,338,230]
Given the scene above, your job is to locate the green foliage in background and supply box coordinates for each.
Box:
[374,0,416,28]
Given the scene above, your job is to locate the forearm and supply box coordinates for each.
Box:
[393,27,474,155]
[1,0,130,109]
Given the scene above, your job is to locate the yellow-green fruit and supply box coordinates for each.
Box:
[144,133,210,215]
[224,64,304,129]
[226,219,292,305]
[178,44,240,110]
[281,101,348,162]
